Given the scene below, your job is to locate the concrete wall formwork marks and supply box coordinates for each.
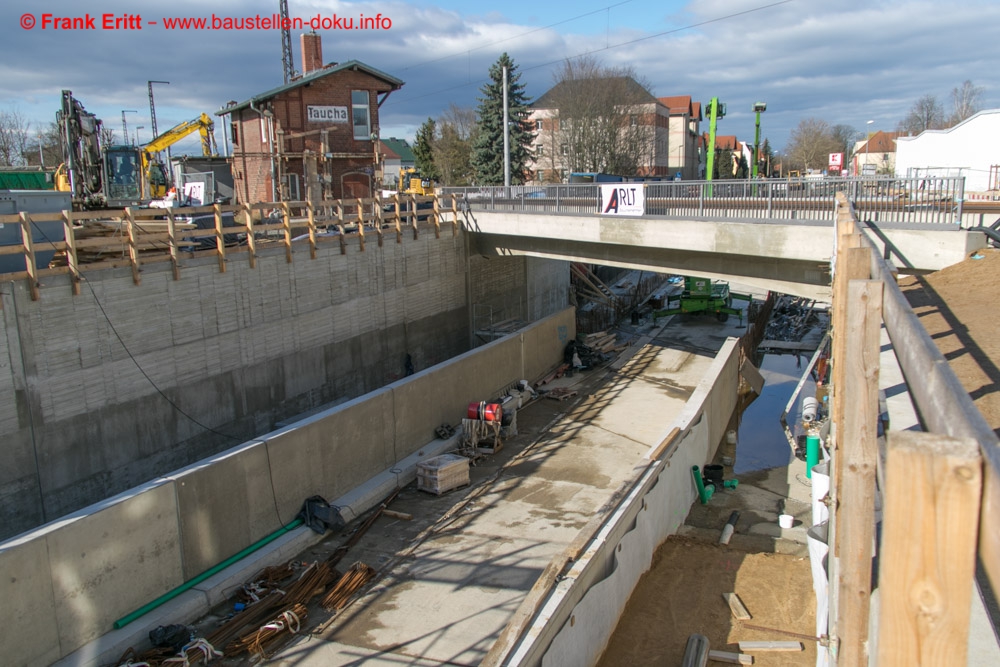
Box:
[0,233,468,540]
[0,306,575,667]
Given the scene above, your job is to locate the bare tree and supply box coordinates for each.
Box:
[100,126,118,148]
[898,94,945,135]
[434,104,476,185]
[542,55,657,177]
[949,80,982,125]
[785,118,842,172]
[0,107,32,166]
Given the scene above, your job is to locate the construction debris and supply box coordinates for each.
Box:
[543,387,578,401]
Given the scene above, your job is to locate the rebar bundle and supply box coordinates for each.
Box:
[321,562,376,611]
[229,603,308,661]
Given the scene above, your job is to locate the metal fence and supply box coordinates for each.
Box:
[441,176,967,226]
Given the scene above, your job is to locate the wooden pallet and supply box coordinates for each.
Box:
[545,388,578,401]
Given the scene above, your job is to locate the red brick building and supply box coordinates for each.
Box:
[218,33,404,203]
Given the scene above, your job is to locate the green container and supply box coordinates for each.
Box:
[806,435,820,478]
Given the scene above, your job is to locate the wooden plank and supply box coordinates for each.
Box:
[281,201,293,262]
[213,204,226,273]
[61,210,81,295]
[382,510,413,521]
[835,278,882,667]
[124,207,142,285]
[306,200,317,260]
[243,203,257,268]
[737,641,802,652]
[165,208,180,281]
[875,431,981,667]
[707,650,753,665]
[19,212,39,300]
[723,592,751,620]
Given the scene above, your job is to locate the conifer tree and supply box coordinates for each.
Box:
[413,117,439,181]
[471,53,534,185]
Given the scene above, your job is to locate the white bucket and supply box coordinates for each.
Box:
[726,429,737,445]
[802,396,818,422]
[779,514,794,529]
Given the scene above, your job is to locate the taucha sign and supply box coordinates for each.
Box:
[600,184,645,216]
[307,106,348,123]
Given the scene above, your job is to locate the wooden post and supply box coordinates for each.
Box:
[373,200,384,247]
[356,198,366,252]
[835,278,882,667]
[876,431,982,667]
[124,207,142,285]
[337,200,346,255]
[451,193,459,236]
[306,200,317,260]
[281,202,293,263]
[213,203,226,273]
[243,203,257,269]
[433,195,441,238]
[165,207,180,281]
[19,212,40,300]
[61,210,81,295]
[411,193,419,239]
[394,193,402,244]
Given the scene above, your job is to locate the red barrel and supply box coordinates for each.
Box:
[467,401,503,423]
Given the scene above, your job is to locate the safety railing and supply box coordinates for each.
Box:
[441,176,968,226]
[0,193,464,299]
[822,192,999,665]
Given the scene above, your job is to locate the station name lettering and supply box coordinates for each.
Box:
[307,106,348,123]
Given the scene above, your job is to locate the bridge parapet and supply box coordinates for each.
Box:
[443,176,970,227]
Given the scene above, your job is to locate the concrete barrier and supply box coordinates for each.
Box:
[0,306,574,666]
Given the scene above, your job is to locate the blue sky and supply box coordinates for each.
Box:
[2,0,998,157]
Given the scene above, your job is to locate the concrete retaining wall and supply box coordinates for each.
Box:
[0,306,574,667]
[0,234,469,540]
[499,337,740,666]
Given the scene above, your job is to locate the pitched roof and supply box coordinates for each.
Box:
[381,137,414,162]
[216,60,404,116]
[692,102,702,121]
[533,77,657,109]
[863,130,901,153]
[704,134,740,151]
[657,96,694,115]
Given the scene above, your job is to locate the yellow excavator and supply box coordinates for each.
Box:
[142,113,218,199]
[397,167,434,196]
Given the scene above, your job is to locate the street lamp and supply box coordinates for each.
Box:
[121,110,137,145]
[135,126,144,147]
[752,102,767,178]
[864,119,874,176]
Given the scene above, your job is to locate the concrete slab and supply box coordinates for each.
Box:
[261,331,728,665]
[0,536,61,667]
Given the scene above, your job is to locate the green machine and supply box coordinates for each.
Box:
[654,276,751,323]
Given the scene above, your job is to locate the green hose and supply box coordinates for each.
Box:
[113,518,304,629]
[691,465,714,504]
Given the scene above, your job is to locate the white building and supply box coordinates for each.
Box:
[894,109,1000,192]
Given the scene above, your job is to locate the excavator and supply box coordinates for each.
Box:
[141,113,217,200]
[55,90,217,208]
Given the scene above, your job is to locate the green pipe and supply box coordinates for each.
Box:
[806,435,820,479]
[113,518,304,629]
[723,479,739,490]
[692,465,714,504]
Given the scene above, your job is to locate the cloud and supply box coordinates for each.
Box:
[2,0,997,155]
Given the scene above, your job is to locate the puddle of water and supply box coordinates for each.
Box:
[734,353,816,474]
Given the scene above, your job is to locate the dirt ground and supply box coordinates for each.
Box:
[898,246,1000,435]
[598,535,816,666]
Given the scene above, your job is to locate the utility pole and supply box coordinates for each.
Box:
[279,0,294,83]
[148,80,170,177]
[503,65,510,188]
[121,110,137,146]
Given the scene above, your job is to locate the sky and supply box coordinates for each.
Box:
[3,0,998,158]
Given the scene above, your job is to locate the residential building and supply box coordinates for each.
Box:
[217,33,403,203]
[894,109,1000,192]
[526,81,702,183]
[853,130,902,177]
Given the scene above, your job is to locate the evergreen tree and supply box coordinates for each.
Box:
[471,53,534,185]
[413,117,439,181]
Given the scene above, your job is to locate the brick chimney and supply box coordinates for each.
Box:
[301,32,323,74]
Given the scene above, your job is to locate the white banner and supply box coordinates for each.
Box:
[600,184,645,216]
[307,105,349,123]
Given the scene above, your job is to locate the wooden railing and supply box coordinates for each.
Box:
[0,193,463,299]
[826,192,997,664]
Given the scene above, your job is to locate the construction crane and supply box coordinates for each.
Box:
[141,113,218,199]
